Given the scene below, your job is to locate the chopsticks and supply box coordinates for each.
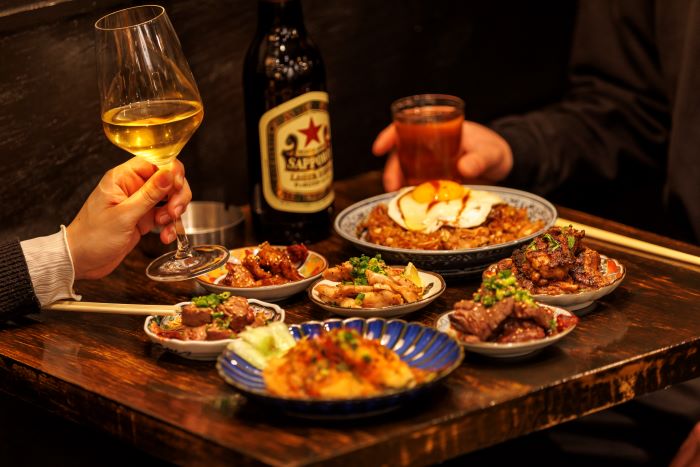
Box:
[43,301,178,316]
[556,218,700,266]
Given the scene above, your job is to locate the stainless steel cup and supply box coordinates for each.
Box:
[140,201,245,257]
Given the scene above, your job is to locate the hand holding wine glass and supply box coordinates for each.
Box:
[95,5,228,281]
[66,158,191,280]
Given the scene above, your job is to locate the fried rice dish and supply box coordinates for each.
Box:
[359,203,544,250]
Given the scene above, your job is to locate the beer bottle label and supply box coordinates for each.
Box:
[258,91,334,213]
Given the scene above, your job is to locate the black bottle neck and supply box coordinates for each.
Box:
[257,0,306,31]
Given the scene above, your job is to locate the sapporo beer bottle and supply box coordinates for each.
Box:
[244,0,334,243]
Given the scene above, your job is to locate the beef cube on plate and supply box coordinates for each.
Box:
[181,304,213,327]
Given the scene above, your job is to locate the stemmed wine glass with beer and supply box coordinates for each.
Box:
[95,5,229,281]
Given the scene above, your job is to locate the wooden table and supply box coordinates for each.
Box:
[1,172,699,466]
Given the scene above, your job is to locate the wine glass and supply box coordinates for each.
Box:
[95,5,229,281]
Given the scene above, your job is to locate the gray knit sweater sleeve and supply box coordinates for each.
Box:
[0,240,40,320]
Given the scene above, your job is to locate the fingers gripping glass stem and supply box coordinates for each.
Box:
[96,5,229,281]
[173,216,191,259]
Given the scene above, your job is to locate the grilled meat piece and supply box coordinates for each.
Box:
[505,226,617,294]
[183,324,207,341]
[206,320,235,340]
[450,297,514,341]
[525,250,572,282]
[572,247,606,287]
[216,295,251,317]
[556,313,579,332]
[215,296,254,332]
[497,319,545,343]
[181,304,213,327]
[512,301,554,329]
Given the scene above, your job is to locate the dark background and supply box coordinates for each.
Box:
[0,0,575,241]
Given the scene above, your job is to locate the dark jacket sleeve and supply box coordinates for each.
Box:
[0,240,40,321]
[493,0,670,194]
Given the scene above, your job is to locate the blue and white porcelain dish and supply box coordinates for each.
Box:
[333,186,557,278]
[216,317,464,418]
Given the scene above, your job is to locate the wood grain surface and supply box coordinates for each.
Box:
[1,171,698,467]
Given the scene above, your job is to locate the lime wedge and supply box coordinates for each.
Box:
[402,262,423,288]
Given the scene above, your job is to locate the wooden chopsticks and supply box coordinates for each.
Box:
[556,218,700,266]
[43,301,178,316]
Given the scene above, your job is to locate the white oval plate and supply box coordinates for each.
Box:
[435,305,577,358]
[144,299,285,361]
[532,256,625,311]
[195,247,328,302]
[308,268,446,318]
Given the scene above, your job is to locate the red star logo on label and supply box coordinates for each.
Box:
[298,117,322,147]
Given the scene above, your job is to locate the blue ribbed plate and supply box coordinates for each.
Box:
[216,317,464,419]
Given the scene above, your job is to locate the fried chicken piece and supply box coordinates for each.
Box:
[243,253,272,280]
[256,276,291,286]
[286,244,309,264]
[361,290,403,308]
[315,284,374,303]
[257,242,304,281]
[223,263,256,287]
[323,262,354,282]
[366,269,421,303]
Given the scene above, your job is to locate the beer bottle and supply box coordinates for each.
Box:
[243,0,334,243]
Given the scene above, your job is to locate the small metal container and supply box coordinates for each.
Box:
[140,201,245,257]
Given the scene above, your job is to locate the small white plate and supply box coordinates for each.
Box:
[195,247,328,302]
[532,256,625,312]
[435,305,577,358]
[484,256,625,313]
[308,268,446,318]
[144,299,285,361]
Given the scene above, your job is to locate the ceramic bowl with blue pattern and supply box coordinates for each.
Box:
[216,317,464,418]
[334,186,557,278]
